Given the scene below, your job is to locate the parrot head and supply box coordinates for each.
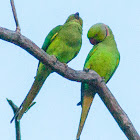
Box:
[87,23,110,45]
[65,12,83,27]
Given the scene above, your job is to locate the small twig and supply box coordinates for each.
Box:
[7,98,21,140]
[10,0,20,32]
[0,27,139,139]
[6,98,36,140]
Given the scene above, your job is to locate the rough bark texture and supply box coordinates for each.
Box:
[0,27,99,83]
[1,27,140,140]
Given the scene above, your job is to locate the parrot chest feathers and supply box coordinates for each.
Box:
[59,22,82,47]
[46,22,82,63]
[85,42,119,82]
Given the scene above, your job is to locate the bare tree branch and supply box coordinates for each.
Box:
[10,0,20,32]
[6,98,36,140]
[1,27,140,140]
[97,83,140,140]
[0,27,99,83]
[7,98,21,140]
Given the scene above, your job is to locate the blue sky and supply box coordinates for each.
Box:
[0,0,140,140]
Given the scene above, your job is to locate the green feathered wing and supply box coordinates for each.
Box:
[36,25,62,72]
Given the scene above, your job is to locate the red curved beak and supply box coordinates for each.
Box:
[89,38,98,45]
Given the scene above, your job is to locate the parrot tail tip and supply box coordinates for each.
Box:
[76,134,80,140]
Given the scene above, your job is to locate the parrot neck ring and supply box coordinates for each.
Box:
[104,25,110,36]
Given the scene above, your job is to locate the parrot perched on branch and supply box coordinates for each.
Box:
[76,23,120,140]
[11,12,83,122]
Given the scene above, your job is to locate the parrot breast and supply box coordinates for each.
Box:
[60,22,82,47]
[46,21,82,64]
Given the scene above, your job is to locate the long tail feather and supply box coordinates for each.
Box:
[11,67,51,123]
[76,93,96,140]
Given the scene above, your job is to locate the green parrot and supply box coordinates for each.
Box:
[76,23,120,140]
[11,12,83,122]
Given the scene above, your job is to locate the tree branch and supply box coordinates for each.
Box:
[1,27,139,140]
[97,83,140,140]
[10,0,20,32]
[0,27,99,83]
[7,98,36,140]
[7,98,21,140]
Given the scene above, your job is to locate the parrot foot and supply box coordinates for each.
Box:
[61,62,68,71]
[51,55,58,64]
[83,68,89,72]
[63,63,68,69]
